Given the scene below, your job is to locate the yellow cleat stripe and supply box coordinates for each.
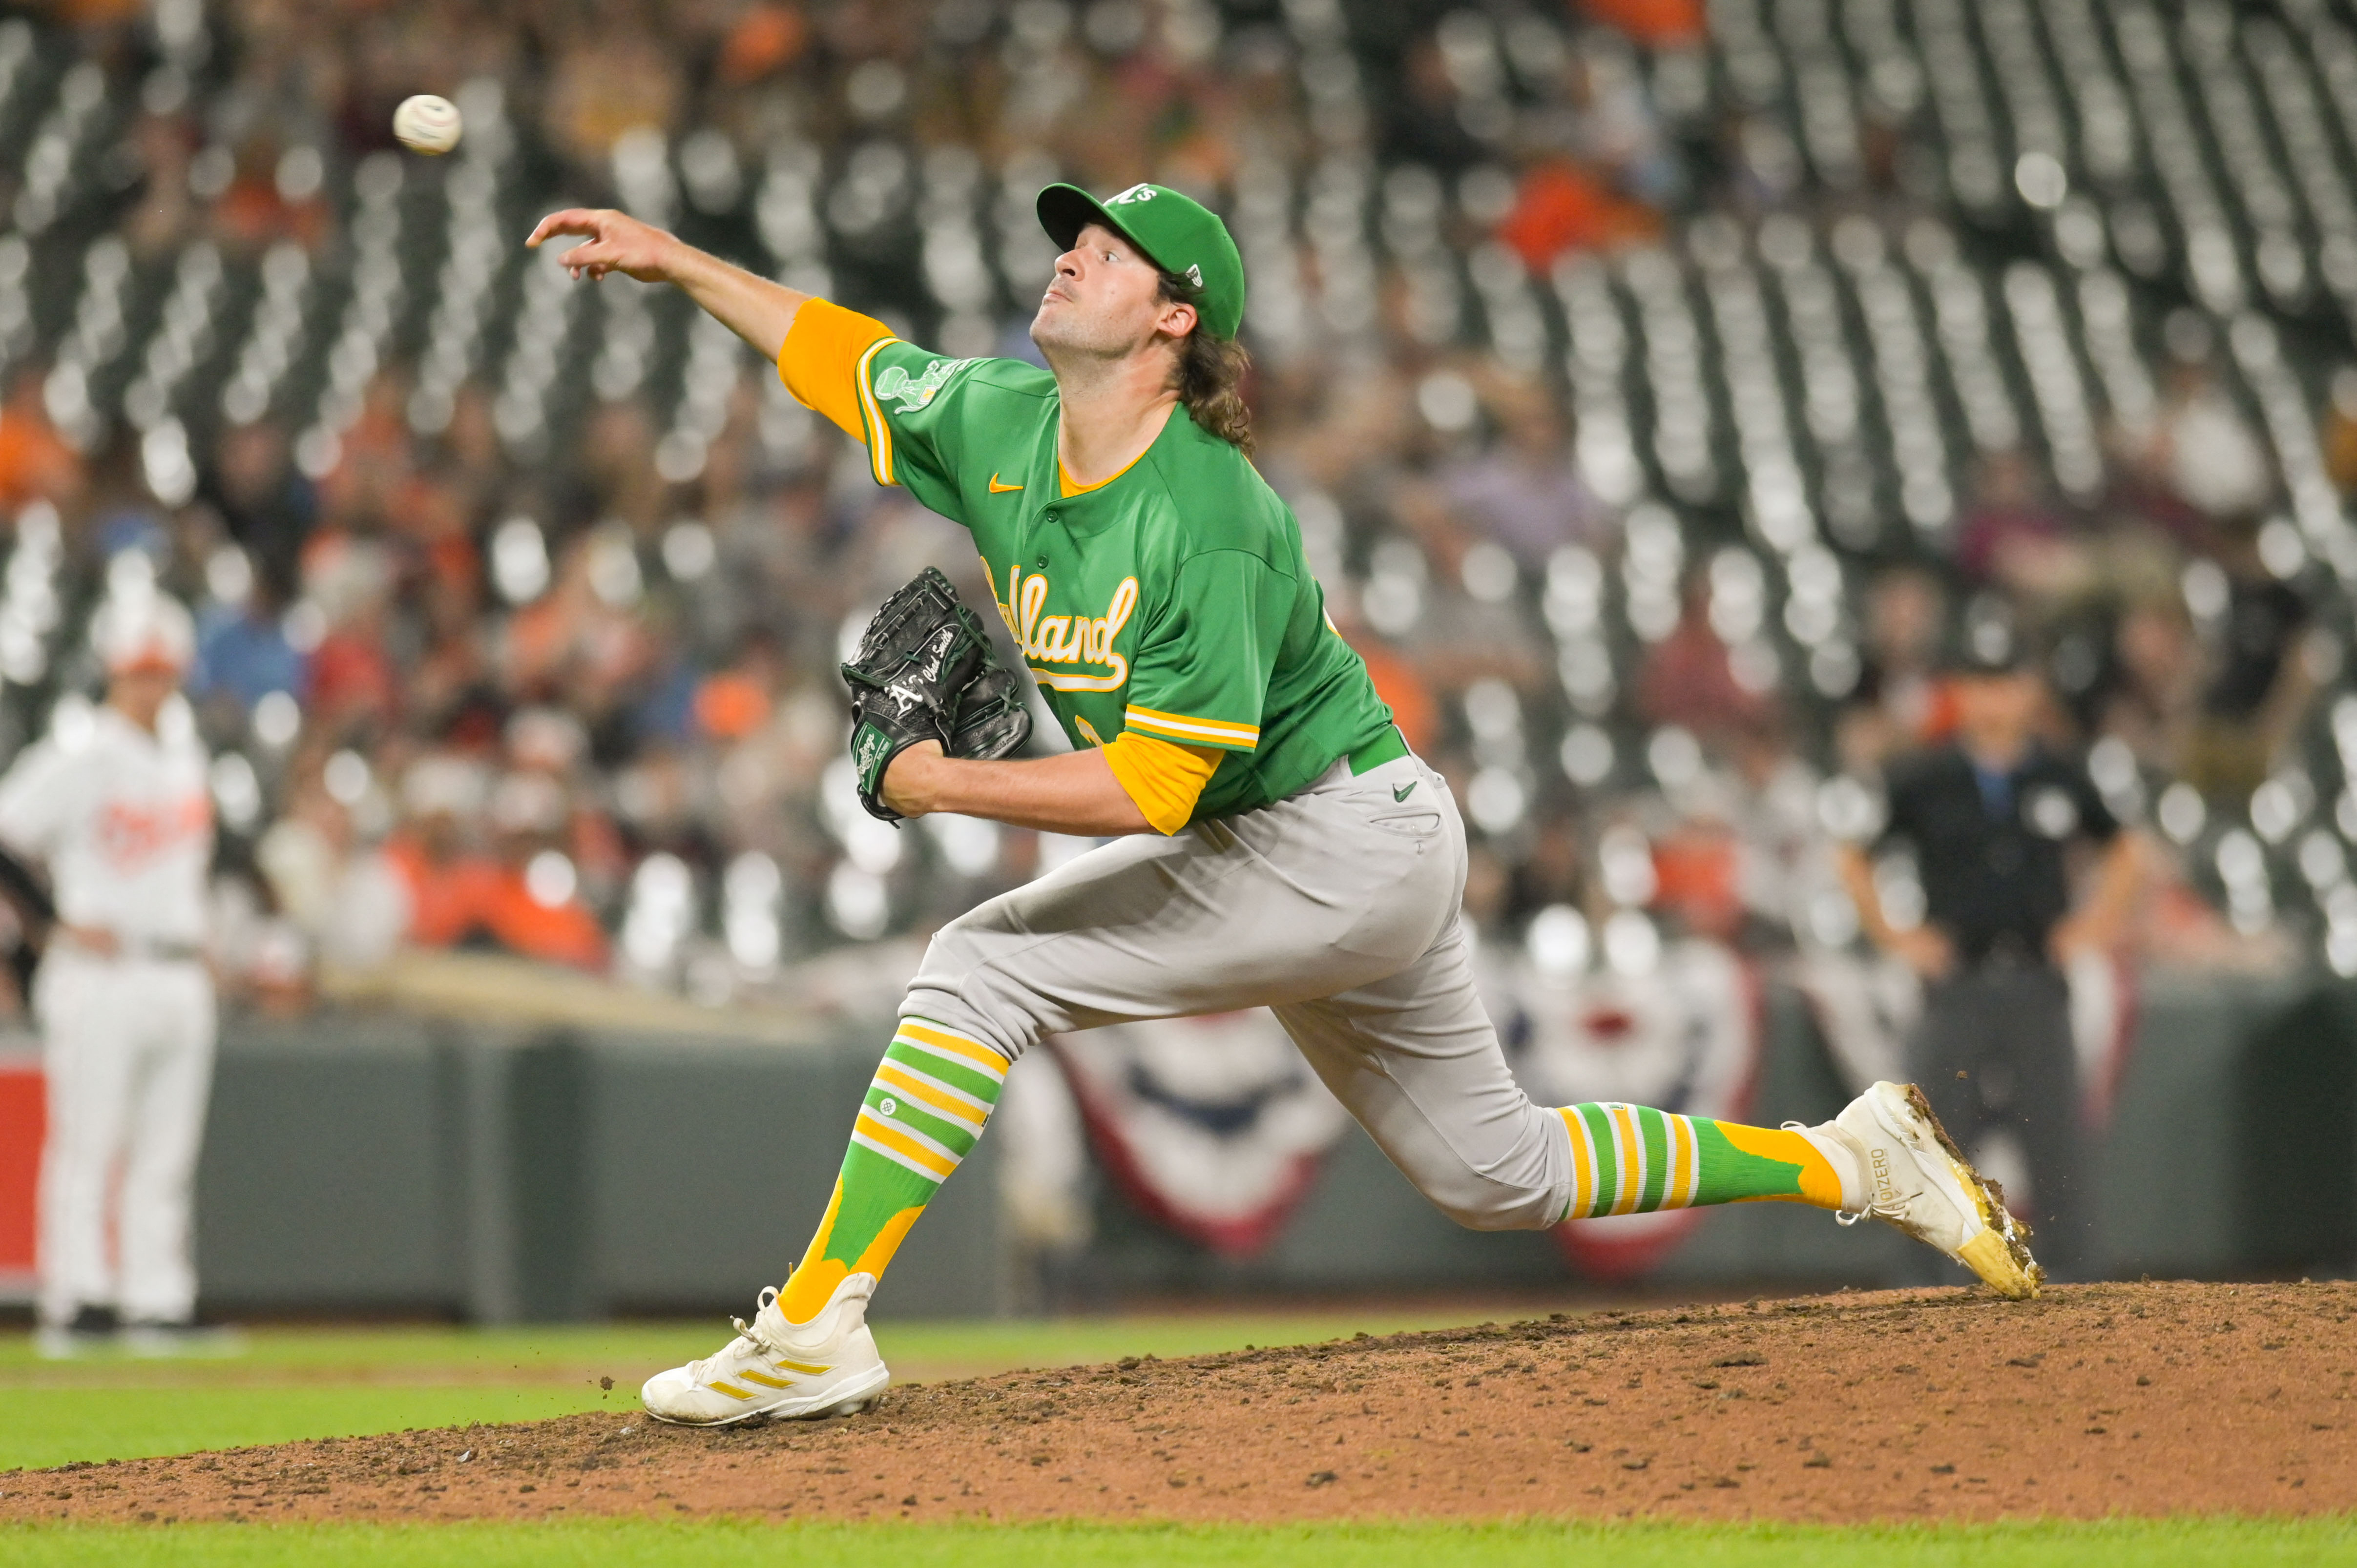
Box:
[734,1370,791,1389]
[707,1381,755,1400]
[774,1359,831,1376]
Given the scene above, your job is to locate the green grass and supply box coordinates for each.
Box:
[0,1517,2351,1567]
[0,1306,1523,1474]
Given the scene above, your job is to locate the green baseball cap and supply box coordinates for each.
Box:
[1036,181,1247,340]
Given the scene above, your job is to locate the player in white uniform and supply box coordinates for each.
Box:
[0,594,217,1356]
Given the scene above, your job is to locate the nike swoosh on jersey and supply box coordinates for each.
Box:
[988,473,1022,493]
[1393,781,1418,802]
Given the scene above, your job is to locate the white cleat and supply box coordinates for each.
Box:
[1829,1080,2044,1300]
[641,1275,891,1427]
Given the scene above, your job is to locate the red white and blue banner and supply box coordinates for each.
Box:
[1046,1010,1349,1257]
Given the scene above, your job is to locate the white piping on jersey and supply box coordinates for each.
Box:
[855,338,897,486]
[1123,705,1259,747]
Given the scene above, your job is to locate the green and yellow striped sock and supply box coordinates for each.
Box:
[1556,1103,1862,1221]
[778,1019,1009,1324]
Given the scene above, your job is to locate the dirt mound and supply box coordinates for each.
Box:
[6,1281,2354,1525]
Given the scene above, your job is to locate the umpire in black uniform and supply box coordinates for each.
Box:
[1837,631,2145,1279]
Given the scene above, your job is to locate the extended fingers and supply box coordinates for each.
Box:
[525,207,606,248]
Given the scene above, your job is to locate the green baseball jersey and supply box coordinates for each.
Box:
[845,337,1394,824]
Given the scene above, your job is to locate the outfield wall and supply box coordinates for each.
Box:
[3,970,2348,1321]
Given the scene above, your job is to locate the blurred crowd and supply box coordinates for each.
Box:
[0,0,2346,1017]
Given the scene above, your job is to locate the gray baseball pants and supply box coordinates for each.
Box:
[900,751,1576,1230]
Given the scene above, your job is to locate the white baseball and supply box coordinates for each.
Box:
[392,94,462,156]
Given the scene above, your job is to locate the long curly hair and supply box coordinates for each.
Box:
[1157,269,1254,456]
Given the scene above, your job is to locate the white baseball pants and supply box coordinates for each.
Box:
[36,952,217,1327]
[901,751,1577,1231]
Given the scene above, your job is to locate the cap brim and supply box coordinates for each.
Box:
[1037,183,1152,267]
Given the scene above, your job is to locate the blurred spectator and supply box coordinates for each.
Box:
[2149,337,2275,527]
[0,371,83,511]
[1436,375,1612,571]
[1494,159,1662,272]
[382,756,491,950]
[543,19,684,175]
[201,422,312,598]
[478,770,610,970]
[188,559,304,718]
[2181,522,2312,802]
[1955,450,2089,606]
[2100,592,2202,775]
[253,761,405,970]
[297,535,400,737]
[1636,572,1777,743]
[1838,564,1947,773]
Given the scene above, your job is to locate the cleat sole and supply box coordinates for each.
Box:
[1895,1084,2044,1300]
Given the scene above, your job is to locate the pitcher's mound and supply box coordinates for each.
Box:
[8,1281,2355,1525]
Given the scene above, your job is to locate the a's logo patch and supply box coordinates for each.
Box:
[1108,184,1156,205]
[873,357,973,414]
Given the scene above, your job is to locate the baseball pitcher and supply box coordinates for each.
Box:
[527,182,2043,1426]
[2,593,217,1355]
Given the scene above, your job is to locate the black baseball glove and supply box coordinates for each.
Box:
[840,567,1032,822]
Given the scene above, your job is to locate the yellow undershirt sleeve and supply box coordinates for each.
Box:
[1101,733,1223,835]
[777,298,894,442]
